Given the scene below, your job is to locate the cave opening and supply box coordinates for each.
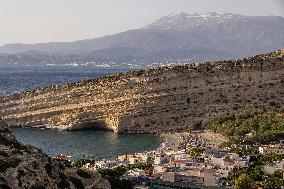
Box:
[67,120,112,131]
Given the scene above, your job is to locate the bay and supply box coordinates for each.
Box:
[1,67,161,160]
[11,128,161,160]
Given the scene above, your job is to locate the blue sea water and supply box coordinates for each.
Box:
[11,128,161,160]
[0,67,131,96]
[1,67,161,160]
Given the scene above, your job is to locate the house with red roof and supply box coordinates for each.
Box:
[222,156,236,171]
[204,168,218,187]
[174,159,188,169]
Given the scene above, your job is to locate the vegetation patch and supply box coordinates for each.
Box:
[129,163,152,170]
[69,176,84,189]
[185,120,203,132]
[44,163,53,177]
[57,172,71,189]
[30,182,45,189]
[188,148,204,157]
[76,169,92,178]
[0,134,12,145]
[8,158,21,168]
[207,109,284,188]
[0,159,11,173]
[98,166,134,189]
[207,110,284,145]
[73,159,95,168]
[228,154,284,188]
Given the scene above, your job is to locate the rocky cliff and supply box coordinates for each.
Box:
[0,118,111,189]
[1,50,284,133]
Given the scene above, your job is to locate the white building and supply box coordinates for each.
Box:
[154,153,170,165]
[259,145,284,155]
[153,165,167,174]
[95,160,118,169]
[160,172,175,182]
[236,156,250,168]
[204,169,218,187]
[127,169,146,177]
[264,161,284,174]
[173,150,187,160]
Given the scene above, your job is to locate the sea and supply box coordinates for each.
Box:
[0,67,162,160]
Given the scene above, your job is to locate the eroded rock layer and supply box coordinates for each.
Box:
[1,50,284,133]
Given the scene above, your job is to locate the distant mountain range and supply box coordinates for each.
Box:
[1,12,284,68]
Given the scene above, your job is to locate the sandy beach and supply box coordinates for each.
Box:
[159,130,228,151]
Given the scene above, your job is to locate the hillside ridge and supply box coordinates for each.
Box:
[0,49,284,133]
[0,13,284,67]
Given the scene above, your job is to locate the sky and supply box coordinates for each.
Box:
[0,0,283,45]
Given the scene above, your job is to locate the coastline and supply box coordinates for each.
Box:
[10,127,162,161]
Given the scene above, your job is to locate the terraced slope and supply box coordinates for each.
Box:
[1,50,284,133]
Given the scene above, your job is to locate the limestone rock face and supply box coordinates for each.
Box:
[0,118,111,189]
[1,50,284,133]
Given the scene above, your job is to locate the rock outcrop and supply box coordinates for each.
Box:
[0,118,111,189]
[1,50,284,133]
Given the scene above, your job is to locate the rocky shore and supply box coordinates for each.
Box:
[1,49,284,133]
[0,118,111,189]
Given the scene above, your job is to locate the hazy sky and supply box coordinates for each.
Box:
[0,0,283,45]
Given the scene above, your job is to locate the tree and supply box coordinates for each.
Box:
[186,120,202,132]
[189,148,203,157]
[234,173,253,189]
[263,171,284,188]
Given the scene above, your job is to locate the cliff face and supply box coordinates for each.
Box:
[1,50,284,133]
[0,119,111,189]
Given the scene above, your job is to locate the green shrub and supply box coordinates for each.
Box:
[98,166,126,178]
[186,120,203,132]
[8,158,20,168]
[30,183,45,189]
[44,163,53,177]
[32,161,40,170]
[0,183,12,189]
[57,172,71,189]
[0,151,9,157]
[0,159,10,173]
[73,159,95,168]
[129,163,152,170]
[76,169,92,178]
[0,134,11,145]
[206,109,284,145]
[69,176,84,189]
[189,148,204,157]
[17,169,26,177]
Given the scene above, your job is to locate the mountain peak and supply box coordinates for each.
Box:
[143,12,245,31]
[0,13,283,66]
[167,12,236,18]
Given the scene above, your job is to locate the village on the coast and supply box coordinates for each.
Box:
[54,131,284,189]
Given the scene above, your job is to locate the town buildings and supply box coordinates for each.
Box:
[81,139,284,188]
[259,145,284,155]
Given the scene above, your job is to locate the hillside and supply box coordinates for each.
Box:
[0,49,283,133]
[0,13,284,67]
[0,119,111,189]
[207,110,284,145]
